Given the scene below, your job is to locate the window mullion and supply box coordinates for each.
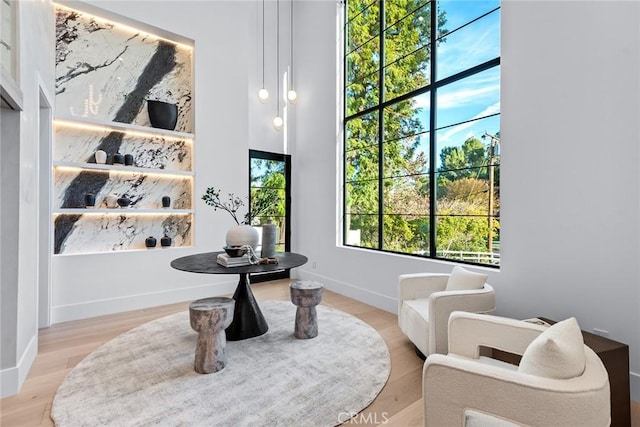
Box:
[378,0,385,251]
[429,0,437,258]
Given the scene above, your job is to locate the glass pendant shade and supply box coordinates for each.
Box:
[258,88,269,103]
[273,115,283,130]
[287,89,297,103]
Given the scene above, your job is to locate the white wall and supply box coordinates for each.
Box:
[0,0,55,398]
[293,0,640,400]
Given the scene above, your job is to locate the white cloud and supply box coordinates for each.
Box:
[438,84,499,109]
[440,101,500,142]
[413,93,431,109]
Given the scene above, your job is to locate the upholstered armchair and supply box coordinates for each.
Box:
[398,266,495,357]
[423,312,611,427]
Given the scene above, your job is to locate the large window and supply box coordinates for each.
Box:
[344,0,500,266]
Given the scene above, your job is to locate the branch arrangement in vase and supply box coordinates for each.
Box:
[201,187,280,225]
[201,188,246,224]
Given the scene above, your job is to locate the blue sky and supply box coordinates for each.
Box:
[410,1,501,167]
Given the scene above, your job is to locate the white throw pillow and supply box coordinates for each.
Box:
[518,317,586,379]
[445,266,488,291]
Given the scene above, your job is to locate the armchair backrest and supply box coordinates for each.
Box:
[428,284,496,355]
[447,310,542,359]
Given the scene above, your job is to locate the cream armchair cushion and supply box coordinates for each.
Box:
[518,317,586,379]
[446,266,489,291]
[423,312,611,427]
[398,267,495,356]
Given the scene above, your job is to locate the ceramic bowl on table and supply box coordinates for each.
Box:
[223,246,246,257]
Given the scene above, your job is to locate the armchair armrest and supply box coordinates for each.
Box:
[397,273,448,314]
[423,352,610,427]
[447,311,546,360]
[428,285,496,354]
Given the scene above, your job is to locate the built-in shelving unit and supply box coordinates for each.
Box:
[54,4,194,255]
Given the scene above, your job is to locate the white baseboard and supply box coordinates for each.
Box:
[296,269,397,314]
[1,334,38,399]
[51,280,238,323]
[631,371,640,402]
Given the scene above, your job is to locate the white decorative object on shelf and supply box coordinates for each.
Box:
[94,150,107,164]
[105,194,119,209]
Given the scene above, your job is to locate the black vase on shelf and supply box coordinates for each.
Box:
[161,234,172,248]
[145,236,157,248]
[117,196,131,208]
[84,193,96,208]
[147,100,178,131]
[124,154,134,166]
[161,196,171,208]
[112,152,125,165]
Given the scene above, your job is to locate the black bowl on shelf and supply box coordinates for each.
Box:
[117,197,132,208]
[223,246,246,257]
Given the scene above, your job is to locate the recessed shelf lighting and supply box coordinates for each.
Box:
[54,118,194,143]
[54,3,194,51]
[54,163,193,179]
[54,209,193,216]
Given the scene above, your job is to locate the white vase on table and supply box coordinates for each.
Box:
[225,225,259,249]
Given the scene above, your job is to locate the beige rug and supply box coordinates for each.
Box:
[51,300,391,426]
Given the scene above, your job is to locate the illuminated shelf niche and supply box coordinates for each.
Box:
[53,3,194,255]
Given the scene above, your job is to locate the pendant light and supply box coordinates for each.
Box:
[287,0,297,104]
[258,0,269,103]
[273,0,283,130]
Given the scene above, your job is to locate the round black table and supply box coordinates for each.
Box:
[171,251,307,341]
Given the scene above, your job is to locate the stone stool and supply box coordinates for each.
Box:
[289,281,324,339]
[189,297,235,374]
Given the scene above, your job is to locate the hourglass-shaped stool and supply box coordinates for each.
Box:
[289,281,324,339]
[189,297,235,374]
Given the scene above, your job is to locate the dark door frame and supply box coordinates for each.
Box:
[248,149,292,283]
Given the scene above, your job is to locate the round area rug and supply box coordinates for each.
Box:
[51,301,391,427]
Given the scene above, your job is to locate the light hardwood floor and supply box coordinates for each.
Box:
[1,279,638,426]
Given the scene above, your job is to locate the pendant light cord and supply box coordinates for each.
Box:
[276,0,280,114]
[290,0,294,89]
[262,0,265,88]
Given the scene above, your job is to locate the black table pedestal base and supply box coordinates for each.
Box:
[170,252,308,341]
[225,273,268,341]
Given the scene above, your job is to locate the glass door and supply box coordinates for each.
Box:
[249,150,291,282]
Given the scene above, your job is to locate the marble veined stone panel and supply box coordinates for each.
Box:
[54,213,192,254]
[55,7,193,133]
[55,169,192,210]
[55,125,192,171]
